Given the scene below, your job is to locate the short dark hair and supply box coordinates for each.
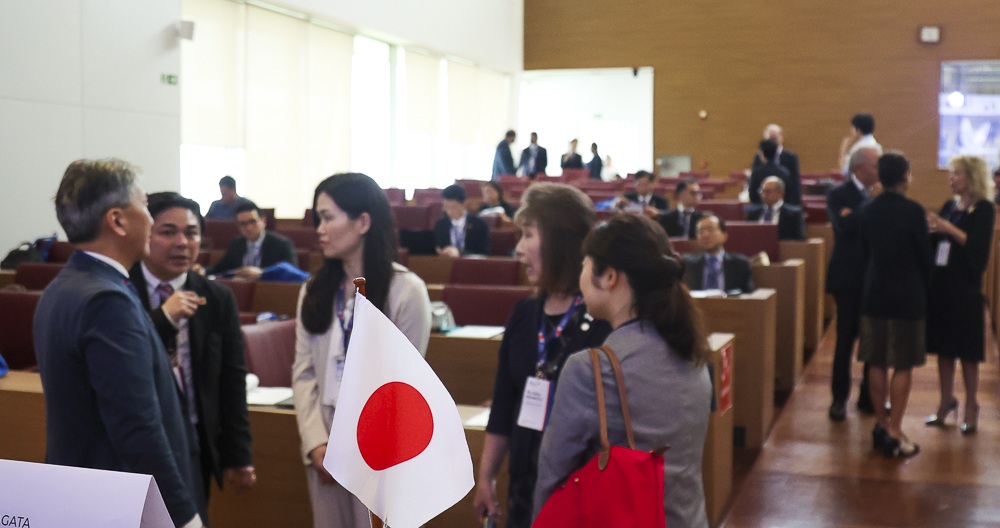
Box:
[148,192,205,232]
[441,184,467,203]
[759,139,778,162]
[674,178,698,197]
[482,180,505,201]
[701,214,727,233]
[878,151,909,188]
[219,176,236,189]
[634,170,655,183]
[505,130,516,139]
[235,200,261,216]
[851,113,875,135]
[55,158,138,244]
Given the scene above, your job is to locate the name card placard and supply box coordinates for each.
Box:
[0,459,172,528]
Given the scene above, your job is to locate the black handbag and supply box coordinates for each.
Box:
[0,241,43,270]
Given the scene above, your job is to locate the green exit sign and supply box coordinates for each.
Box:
[161,74,178,85]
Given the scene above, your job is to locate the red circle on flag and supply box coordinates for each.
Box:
[357,381,434,470]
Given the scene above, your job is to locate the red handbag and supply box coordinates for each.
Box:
[533,345,668,528]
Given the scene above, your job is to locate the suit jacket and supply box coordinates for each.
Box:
[587,155,603,180]
[129,264,253,488]
[518,145,548,178]
[208,230,297,276]
[433,213,491,255]
[752,149,801,204]
[858,191,932,320]
[561,153,584,169]
[824,180,867,293]
[748,162,800,205]
[493,140,515,179]
[745,203,806,240]
[683,252,755,293]
[658,208,704,239]
[34,252,198,527]
[624,192,670,212]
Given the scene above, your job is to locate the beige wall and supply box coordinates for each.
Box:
[524,1,1000,207]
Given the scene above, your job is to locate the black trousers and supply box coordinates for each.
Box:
[831,290,869,403]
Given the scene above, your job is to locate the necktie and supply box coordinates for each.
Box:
[682,211,692,236]
[244,242,260,267]
[763,207,774,222]
[152,282,174,310]
[705,255,721,290]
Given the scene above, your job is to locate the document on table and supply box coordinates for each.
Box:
[446,325,505,339]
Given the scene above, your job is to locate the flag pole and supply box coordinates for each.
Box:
[354,277,367,296]
[356,275,384,528]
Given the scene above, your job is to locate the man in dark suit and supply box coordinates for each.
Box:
[751,124,802,204]
[207,200,297,279]
[434,184,491,257]
[34,159,203,528]
[129,192,255,520]
[658,179,703,238]
[586,142,603,180]
[560,138,584,169]
[749,138,801,205]
[745,176,806,240]
[492,130,516,180]
[518,132,548,179]
[825,146,881,421]
[620,170,670,217]
[683,215,755,293]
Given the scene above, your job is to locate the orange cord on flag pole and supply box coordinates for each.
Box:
[354,277,367,296]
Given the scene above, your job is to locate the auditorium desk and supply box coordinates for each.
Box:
[693,289,777,449]
[426,333,503,406]
[779,239,825,352]
[704,333,735,528]
[752,259,805,392]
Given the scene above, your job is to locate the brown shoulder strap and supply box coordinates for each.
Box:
[599,345,636,449]
[587,348,611,465]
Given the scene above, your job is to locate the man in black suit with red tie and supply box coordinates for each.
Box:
[825,146,881,421]
[658,179,703,238]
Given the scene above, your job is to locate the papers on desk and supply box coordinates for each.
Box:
[247,386,294,406]
[689,289,727,299]
[446,325,504,339]
[463,408,491,428]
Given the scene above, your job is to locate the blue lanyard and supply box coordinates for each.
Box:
[335,286,354,352]
[451,222,466,251]
[536,296,583,375]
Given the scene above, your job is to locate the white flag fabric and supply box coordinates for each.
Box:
[326,293,474,528]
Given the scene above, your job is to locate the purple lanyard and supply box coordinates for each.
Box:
[336,286,354,352]
[451,222,466,251]
[536,296,582,375]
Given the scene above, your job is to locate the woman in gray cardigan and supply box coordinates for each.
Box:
[533,214,713,528]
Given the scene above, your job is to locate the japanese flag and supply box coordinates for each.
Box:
[326,293,474,528]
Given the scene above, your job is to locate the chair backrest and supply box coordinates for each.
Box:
[204,220,241,250]
[489,228,520,257]
[0,290,43,369]
[260,208,276,230]
[213,278,257,312]
[383,188,406,206]
[275,227,318,250]
[442,284,533,326]
[14,262,64,290]
[391,205,432,231]
[724,222,780,261]
[804,204,829,224]
[413,188,443,206]
[449,257,523,286]
[46,241,75,263]
[241,319,297,387]
[699,200,747,222]
[669,237,698,256]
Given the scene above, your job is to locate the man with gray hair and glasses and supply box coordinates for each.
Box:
[33,159,204,528]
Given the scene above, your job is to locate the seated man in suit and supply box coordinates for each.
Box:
[749,138,799,205]
[658,178,703,238]
[130,192,255,521]
[434,184,491,257]
[618,170,669,217]
[207,201,297,279]
[683,215,755,293]
[745,176,806,240]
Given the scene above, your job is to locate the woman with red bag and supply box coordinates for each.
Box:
[534,214,713,528]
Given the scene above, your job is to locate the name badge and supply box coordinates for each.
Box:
[516,377,552,431]
[935,240,951,267]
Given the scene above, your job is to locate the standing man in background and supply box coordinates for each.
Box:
[205,176,252,220]
[130,192,256,521]
[751,123,801,204]
[839,113,880,174]
[34,159,204,528]
[518,132,548,179]
[560,139,584,169]
[493,130,517,180]
[586,143,603,180]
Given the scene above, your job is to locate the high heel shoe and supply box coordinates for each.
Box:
[883,433,920,459]
[925,400,958,427]
[961,404,980,435]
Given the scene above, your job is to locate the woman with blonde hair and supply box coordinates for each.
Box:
[925,155,996,434]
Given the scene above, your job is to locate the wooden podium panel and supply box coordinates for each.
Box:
[694,289,776,449]
[780,239,825,352]
[426,333,503,406]
[0,371,45,463]
[806,223,835,323]
[752,259,806,392]
[704,333,735,527]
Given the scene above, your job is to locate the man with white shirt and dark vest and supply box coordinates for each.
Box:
[129,192,256,522]
[206,200,297,279]
[683,215,755,294]
[518,132,548,180]
[745,176,806,240]
[434,184,490,257]
[658,178,703,238]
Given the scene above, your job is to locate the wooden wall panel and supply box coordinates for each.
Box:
[524,0,1000,207]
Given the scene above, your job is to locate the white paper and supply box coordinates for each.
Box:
[935,240,951,266]
[0,459,173,528]
[689,289,727,299]
[446,325,505,339]
[516,377,552,431]
[462,408,491,428]
[246,386,294,406]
